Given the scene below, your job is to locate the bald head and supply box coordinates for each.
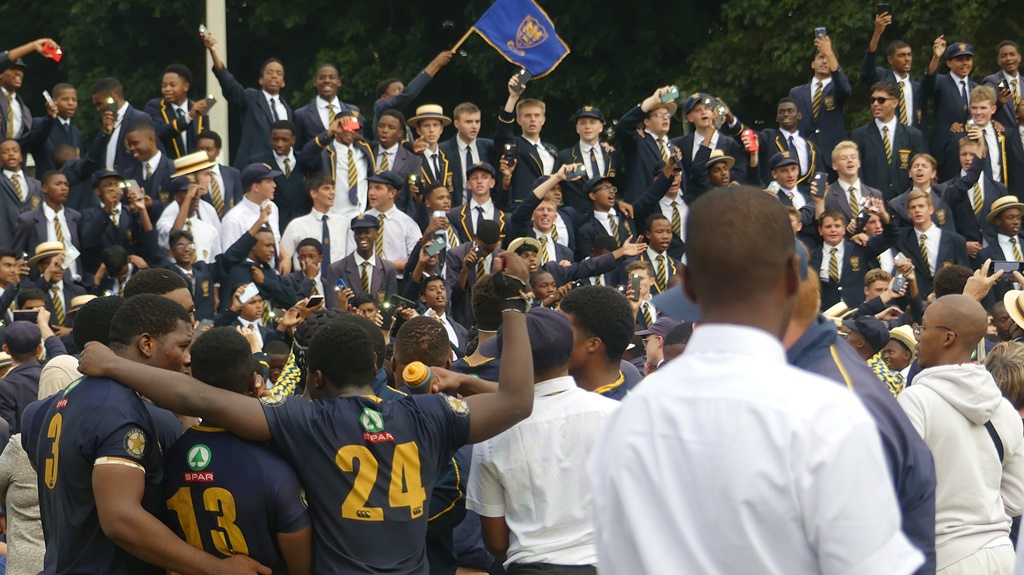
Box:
[684,188,798,335]
[918,294,988,367]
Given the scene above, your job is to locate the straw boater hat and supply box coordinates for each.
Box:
[1004,290,1024,331]
[408,104,451,127]
[172,151,217,178]
[507,237,542,254]
[986,195,1024,224]
[889,325,917,354]
[27,241,66,266]
[67,294,98,316]
[822,301,857,326]
[706,149,735,172]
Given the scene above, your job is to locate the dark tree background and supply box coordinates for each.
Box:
[2,0,1022,155]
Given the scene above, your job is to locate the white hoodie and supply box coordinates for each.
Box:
[898,363,1024,570]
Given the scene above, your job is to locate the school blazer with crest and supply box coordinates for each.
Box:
[143,98,209,158]
[554,142,616,214]
[895,225,970,296]
[740,126,824,194]
[850,121,927,201]
[811,220,897,310]
[494,108,560,209]
[447,203,508,244]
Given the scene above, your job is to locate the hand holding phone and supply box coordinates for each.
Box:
[661,86,680,104]
[305,295,325,308]
[814,27,828,39]
[239,282,259,304]
[203,94,217,112]
[512,69,532,93]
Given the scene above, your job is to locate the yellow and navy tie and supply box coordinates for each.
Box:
[641,302,653,328]
[882,126,892,165]
[1013,237,1023,263]
[828,247,840,284]
[50,285,64,326]
[54,216,65,244]
[920,234,931,275]
[375,214,386,259]
[972,183,984,215]
[11,174,22,202]
[812,82,823,121]
[848,186,859,216]
[657,139,669,163]
[897,82,909,125]
[656,254,668,292]
[210,176,225,218]
[359,261,371,293]
[671,202,681,236]
[539,236,549,263]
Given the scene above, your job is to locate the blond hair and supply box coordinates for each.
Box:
[831,140,859,163]
[985,342,1024,410]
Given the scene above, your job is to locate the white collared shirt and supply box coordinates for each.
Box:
[156,205,221,264]
[998,233,1024,262]
[914,224,941,274]
[579,141,605,178]
[979,123,1003,182]
[534,229,557,264]
[893,73,915,124]
[820,241,845,282]
[424,148,443,178]
[588,324,923,575]
[47,279,67,318]
[781,187,806,209]
[359,206,421,279]
[273,149,296,177]
[552,212,569,248]
[779,128,809,175]
[3,169,26,202]
[42,202,70,246]
[333,142,368,209]
[354,252,376,289]
[812,76,833,93]
[426,309,459,350]
[950,72,971,103]
[237,318,264,349]
[646,248,671,279]
[523,135,555,174]
[316,96,341,131]
[219,196,281,254]
[377,143,398,173]
[874,117,898,151]
[593,209,619,237]
[1,87,23,138]
[639,297,657,323]
[838,178,863,210]
[458,137,480,201]
[469,199,495,235]
[142,150,163,180]
[692,130,720,160]
[282,207,356,267]
[105,101,130,168]
[469,375,618,568]
[262,91,286,122]
[659,195,687,240]
[644,130,671,158]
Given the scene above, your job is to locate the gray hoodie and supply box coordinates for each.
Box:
[898,363,1024,570]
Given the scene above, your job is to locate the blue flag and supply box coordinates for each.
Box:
[472,0,569,78]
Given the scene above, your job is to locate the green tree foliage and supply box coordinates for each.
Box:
[1,0,1021,150]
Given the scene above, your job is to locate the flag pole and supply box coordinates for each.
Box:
[452,28,475,52]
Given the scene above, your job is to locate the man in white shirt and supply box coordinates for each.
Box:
[824,141,884,222]
[894,189,970,296]
[469,307,617,574]
[281,172,354,268]
[219,163,285,268]
[356,172,420,280]
[768,151,807,209]
[440,102,495,207]
[156,176,221,263]
[589,188,923,575]
[899,295,1024,573]
[952,86,1009,186]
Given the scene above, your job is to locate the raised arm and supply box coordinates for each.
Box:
[77,343,272,442]
[463,253,534,444]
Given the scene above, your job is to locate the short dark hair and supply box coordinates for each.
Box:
[350,294,376,309]
[109,294,190,347]
[317,62,339,76]
[197,131,222,149]
[818,209,846,226]
[335,314,386,372]
[420,275,446,296]
[40,170,65,187]
[885,39,911,57]
[163,64,193,85]
[259,57,284,76]
[73,296,125,350]
[394,316,450,368]
[307,172,334,193]
[591,234,618,254]
[560,286,634,363]
[646,213,669,233]
[529,270,553,287]
[123,268,189,298]
[777,97,799,109]
[294,308,347,347]
[380,109,406,130]
[307,320,375,391]
[91,78,123,97]
[101,245,129,276]
[933,264,974,298]
[52,83,75,97]
[126,121,156,137]
[425,184,449,200]
[871,80,899,99]
[997,40,1021,55]
[376,77,401,99]
[169,229,195,247]
[471,273,502,331]
[191,328,255,394]
[0,248,15,260]
[297,238,323,255]
[270,120,296,135]
[16,288,46,308]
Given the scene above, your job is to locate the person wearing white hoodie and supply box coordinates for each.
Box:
[899,294,1024,574]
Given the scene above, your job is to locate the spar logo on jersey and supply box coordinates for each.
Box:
[360,407,384,433]
[187,444,211,471]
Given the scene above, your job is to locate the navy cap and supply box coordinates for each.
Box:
[3,321,40,355]
[167,176,191,193]
[479,307,573,370]
[91,167,121,187]
[241,163,282,188]
[367,171,404,190]
[945,42,975,60]
[350,213,380,230]
[0,59,27,73]
[842,316,891,354]
[768,151,799,171]
[583,175,616,196]
[575,106,606,122]
[466,162,495,179]
[683,92,712,115]
[635,317,680,338]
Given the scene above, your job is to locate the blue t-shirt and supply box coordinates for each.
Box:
[162,426,309,574]
[261,393,471,574]
[23,376,183,575]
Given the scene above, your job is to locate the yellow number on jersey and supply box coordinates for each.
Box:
[166,487,249,555]
[44,413,62,489]
[336,441,427,521]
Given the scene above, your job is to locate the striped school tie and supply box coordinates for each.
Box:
[209,176,225,217]
[882,126,892,165]
[671,202,681,236]
[54,216,65,244]
[828,247,840,284]
[897,82,909,125]
[848,186,859,216]
[656,254,668,292]
[920,234,931,275]
[50,285,65,326]
[971,183,983,215]
[360,261,370,293]
[1014,237,1023,263]
[641,302,653,328]
[375,214,386,259]
[812,82,823,121]
[539,236,549,263]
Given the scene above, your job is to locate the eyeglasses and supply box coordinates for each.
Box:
[914,324,956,338]
[870,97,897,104]
[173,243,196,250]
[643,336,660,346]
[651,112,672,119]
